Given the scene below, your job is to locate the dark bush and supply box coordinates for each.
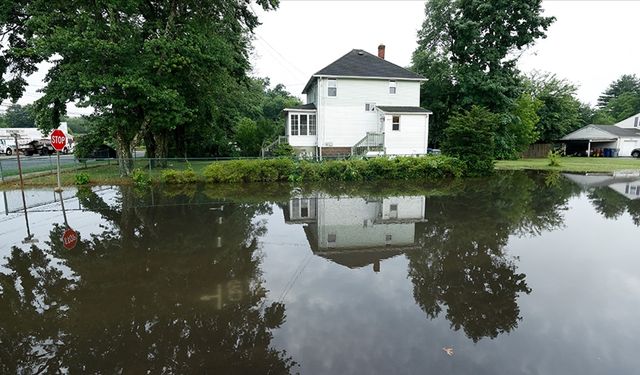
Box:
[442,105,498,176]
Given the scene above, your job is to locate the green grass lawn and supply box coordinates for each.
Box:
[0,159,213,188]
[496,157,640,173]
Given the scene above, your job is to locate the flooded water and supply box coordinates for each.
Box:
[1,171,640,374]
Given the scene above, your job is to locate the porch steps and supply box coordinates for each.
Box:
[351,132,384,158]
[261,136,289,158]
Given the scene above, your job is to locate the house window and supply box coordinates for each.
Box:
[328,233,337,243]
[300,114,308,136]
[392,116,400,131]
[389,81,397,94]
[291,114,299,135]
[309,114,317,135]
[300,200,309,218]
[385,234,393,242]
[365,102,376,112]
[635,116,639,127]
[328,79,337,97]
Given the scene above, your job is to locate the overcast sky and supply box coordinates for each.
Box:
[251,0,640,105]
[5,1,640,116]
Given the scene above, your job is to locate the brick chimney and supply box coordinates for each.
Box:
[378,44,385,59]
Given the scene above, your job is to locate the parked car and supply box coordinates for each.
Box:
[427,148,441,155]
[632,148,640,158]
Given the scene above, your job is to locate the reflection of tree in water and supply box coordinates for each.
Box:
[408,172,579,342]
[587,186,640,226]
[0,187,297,374]
[588,187,630,219]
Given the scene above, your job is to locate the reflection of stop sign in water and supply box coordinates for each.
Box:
[50,129,67,152]
[62,228,78,250]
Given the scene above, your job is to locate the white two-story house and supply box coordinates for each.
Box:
[281,45,431,158]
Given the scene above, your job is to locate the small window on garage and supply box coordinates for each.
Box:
[392,116,400,131]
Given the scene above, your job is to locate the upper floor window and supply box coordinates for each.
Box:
[392,116,400,131]
[365,102,376,112]
[328,79,337,97]
[389,80,397,94]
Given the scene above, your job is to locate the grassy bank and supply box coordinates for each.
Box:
[496,157,640,173]
[0,156,465,188]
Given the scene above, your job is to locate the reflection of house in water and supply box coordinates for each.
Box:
[284,194,426,271]
[563,172,640,200]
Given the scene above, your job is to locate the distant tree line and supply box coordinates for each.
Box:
[412,0,640,174]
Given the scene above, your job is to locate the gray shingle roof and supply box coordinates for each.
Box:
[377,106,432,114]
[592,125,640,137]
[302,49,425,93]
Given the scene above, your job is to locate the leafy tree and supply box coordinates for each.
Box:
[0,0,42,102]
[411,50,457,147]
[605,92,640,122]
[523,72,584,142]
[21,0,279,175]
[4,103,35,128]
[597,74,640,108]
[63,116,90,134]
[442,105,497,176]
[493,93,541,159]
[413,0,554,155]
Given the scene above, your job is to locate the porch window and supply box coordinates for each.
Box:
[389,80,397,94]
[392,116,400,131]
[300,114,308,135]
[328,79,337,97]
[291,114,299,135]
[309,114,317,135]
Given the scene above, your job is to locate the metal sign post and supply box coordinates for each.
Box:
[50,129,66,192]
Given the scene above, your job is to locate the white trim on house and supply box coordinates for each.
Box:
[310,74,427,82]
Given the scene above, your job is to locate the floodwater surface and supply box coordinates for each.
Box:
[1,171,640,374]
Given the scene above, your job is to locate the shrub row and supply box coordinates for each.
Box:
[160,168,198,184]
[202,156,465,183]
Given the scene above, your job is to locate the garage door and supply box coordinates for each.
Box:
[619,139,639,156]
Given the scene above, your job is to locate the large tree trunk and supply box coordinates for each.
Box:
[116,131,134,176]
[154,131,169,168]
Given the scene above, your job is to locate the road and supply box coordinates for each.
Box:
[0,154,79,177]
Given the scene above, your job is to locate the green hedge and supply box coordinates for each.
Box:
[203,156,465,183]
[160,168,198,184]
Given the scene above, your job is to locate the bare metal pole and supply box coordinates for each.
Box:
[55,150,62,192]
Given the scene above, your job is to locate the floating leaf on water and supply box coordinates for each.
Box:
[442,347,454,356]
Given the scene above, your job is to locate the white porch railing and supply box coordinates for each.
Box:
[261,136,289,158]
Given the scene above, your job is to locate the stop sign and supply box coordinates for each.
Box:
[50,129,67,152]
[62,227,78,250]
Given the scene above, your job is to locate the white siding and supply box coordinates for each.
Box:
[615,113,640,129]
[383,114,429,155]
[315,195,425,249]
[319,78,421,147]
